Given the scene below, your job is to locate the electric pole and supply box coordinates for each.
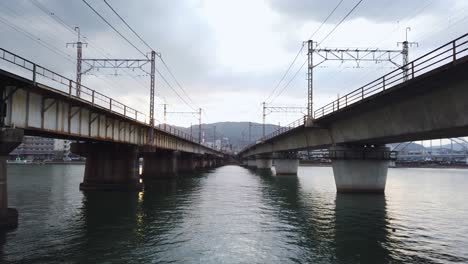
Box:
[307,40,314,121]
[163,105,201,142]
[66,27,87,97]
[199,108,202,144]
[68,29,156,143]
[162,103,168,123]
[262,103,307,138]
[149,50,156,133]
[248,122,252,144]
[213,125,216,149]
[262,102,266,138]
[307,40,407,119]
[398,27,418,81]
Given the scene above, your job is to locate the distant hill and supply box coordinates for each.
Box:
[174,122,279,150]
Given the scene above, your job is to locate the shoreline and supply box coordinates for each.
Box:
[299,162,468,169]
[7,161,85,165]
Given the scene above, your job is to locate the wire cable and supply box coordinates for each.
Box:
[102,0,153,51]
[101,0,200,111]
[317,0,364,47]
[264,0,346,104]
[264,44,304,104]
[270,58,308,104]
[81,0,147,57]
[308,0,345,40]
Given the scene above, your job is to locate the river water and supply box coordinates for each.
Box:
[1,165,467,263]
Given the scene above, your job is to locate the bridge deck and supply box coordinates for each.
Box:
[0,57,219,156]
[240,33,468,157]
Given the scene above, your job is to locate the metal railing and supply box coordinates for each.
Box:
[241,115,307,151]
[328,149,397,160]
[314,33,468,118]
[0,48,206,146]
[240,33,468,153]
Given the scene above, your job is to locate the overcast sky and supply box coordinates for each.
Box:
[0,0,467,126]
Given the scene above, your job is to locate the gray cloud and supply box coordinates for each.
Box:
[1,0,466,125]
[267,0,455,24]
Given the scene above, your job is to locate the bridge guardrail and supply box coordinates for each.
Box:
[0,48,206,147]
[314,33,468,118]
[240,33,468,154]
[241,115,307,152]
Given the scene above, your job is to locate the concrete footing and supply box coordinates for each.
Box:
[330,145,392,193]
[72,142,142,191]
[274,159,299,175]
[0,128,24,230]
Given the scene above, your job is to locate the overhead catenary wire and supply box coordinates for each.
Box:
[102,0,200,111]
[308,0,345,40]
[272,0,365,105]
[81,0,147,57]
[316,0,364,47]
[264,0,346,104]
[103,0,153,51]
[270,58,308,104]
[264,44,304,104]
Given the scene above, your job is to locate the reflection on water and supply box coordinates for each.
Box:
[1,165,468,263]
[334,194,389,264]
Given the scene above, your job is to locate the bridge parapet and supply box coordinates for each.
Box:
[0,48,220,156]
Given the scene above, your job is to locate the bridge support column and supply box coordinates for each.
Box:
[178,153,196,173]
[256,154,272,171]
[274,152,299,175]
[329,145,393,193]
[72,142,142,191]
[194,155,205,170]
[0,128,23,230]
[246,159,256,168]
[141,150,177,178]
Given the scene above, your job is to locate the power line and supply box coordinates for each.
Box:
[158,55,199,110]
[308,0,345,40]
[264,44,304,104]
[264,0,346,104]
[0,16,75,65]
[81,0,147,57]
[270,58,308,104]
[154,67,194,111]
[102,0,153,51]
[317,0,364,47]
[101,0,199,111]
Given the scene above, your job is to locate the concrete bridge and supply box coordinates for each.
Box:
[239,33,468,193]
[0,48,225,229]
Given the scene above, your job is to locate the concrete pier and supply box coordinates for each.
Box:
[273,152,299,175]
[72,142,142,191]
[141,150,177,179]
[256,154,272,171]
[329,145,393,193]
[246,159,257,168]
[178,153,196,173]
[0,128,23,230]
[275,159,299,175]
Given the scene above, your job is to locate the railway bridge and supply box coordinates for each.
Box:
[0,48,225,229]
[239,33,468,194]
